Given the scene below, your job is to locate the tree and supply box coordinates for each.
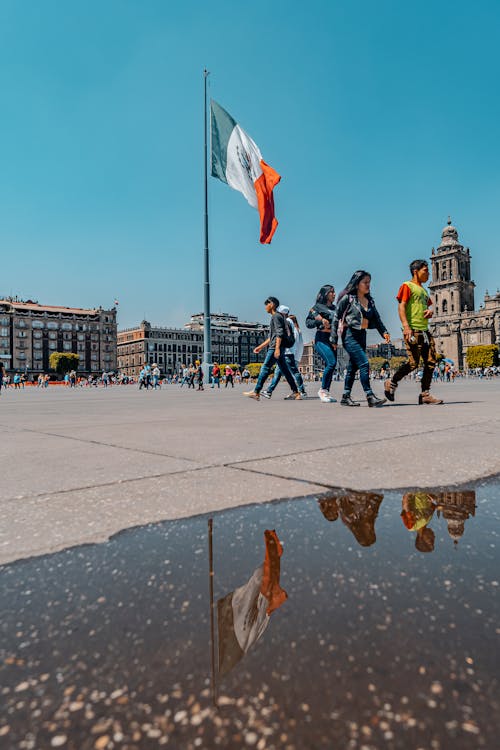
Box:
[368,357,387,372]
[390,356,408,370]
[244,362,264,378]
[49,352,80,375]
[466,345,499,369]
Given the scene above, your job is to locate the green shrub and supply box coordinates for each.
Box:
[49,352,80,374]
[466,345,499,369]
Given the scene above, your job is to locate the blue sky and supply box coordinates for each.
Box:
[1,0,499,339]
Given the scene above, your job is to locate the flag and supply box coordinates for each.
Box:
[211,100,281,244]
[114,299,119,306]
[217,530,287,676]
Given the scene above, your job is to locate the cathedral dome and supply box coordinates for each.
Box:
[440,217,459,245]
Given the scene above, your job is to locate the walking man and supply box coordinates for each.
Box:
[262,305,307,399]
[384,259,443,405]
[243,297,301,401]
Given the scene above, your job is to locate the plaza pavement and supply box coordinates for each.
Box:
[1,378,499,565]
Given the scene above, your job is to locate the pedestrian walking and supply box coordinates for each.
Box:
[243,296,301,401]
[306,284,338,402]
[262,305,307,399]
[384,260,443,405]
[225,365,234,388]
[211,362,221,388]
[331,270,390,407]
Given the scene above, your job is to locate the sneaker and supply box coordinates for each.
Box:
[243,390,260,401]
[292,392,303,400]
[384,379,397,402]
[318,389,336,403]
[261,390,272,399]
[367,394,387,407]
[283,392,296,400]
[300,390,308,399]
[419,391,443,405]
[340,395,360,407]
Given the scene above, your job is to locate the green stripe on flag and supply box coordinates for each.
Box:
[211,100,236,184]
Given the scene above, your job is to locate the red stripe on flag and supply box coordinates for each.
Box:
[255,160,281,244]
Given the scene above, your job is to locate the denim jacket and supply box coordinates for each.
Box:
[330,294,388,346]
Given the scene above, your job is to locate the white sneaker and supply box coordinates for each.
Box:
[318,388,335,403]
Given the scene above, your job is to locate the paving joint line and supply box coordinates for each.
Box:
[224,417,499,468]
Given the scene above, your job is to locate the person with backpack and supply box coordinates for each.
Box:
[306,284,338,402]
[262,305,307,399]
[330,270,390,407]
[243,296,302,401]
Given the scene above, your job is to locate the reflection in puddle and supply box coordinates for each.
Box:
[1,483,498,749]
[217,530,287,676]
[318,491,384,546]
[401,491,476,552]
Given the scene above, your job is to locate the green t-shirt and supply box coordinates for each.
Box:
[398,280,430,331]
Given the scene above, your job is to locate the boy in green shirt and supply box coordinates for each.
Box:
[385,259,443,405]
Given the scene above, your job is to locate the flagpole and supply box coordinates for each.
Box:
[203,69,212,381]
[208,518,218,708]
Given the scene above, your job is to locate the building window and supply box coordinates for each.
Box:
[32,320,44,329]
[442,299,448,314]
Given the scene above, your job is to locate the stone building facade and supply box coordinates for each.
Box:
[117,313,267,378]
[0,298,117,375]
[429,219,500,368]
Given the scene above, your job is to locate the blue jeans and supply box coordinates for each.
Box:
[255,349,298,394]
[315,339,337,391]
[343,329,373,396]
[267,354,305,394]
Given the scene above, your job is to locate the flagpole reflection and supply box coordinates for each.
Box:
[208,518,218,708]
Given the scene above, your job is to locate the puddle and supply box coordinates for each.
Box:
[1,481,499,749]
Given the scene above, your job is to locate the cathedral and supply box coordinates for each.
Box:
[429,218,500,369]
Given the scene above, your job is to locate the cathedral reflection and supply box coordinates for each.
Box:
[401,490,476,552]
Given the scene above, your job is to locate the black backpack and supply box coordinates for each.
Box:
[278,313,295,349]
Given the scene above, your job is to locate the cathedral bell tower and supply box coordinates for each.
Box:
[429,218,475,317]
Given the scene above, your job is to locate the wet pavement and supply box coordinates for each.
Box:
[1,480,499,749]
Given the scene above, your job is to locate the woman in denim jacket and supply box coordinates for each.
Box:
[306,284,338,403]
[331,270,391,407]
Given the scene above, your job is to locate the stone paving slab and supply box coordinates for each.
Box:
[1,380,499,564]
[0,467,324,564]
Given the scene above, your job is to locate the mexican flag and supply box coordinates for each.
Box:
[211,100,281,244]
[217,530,287,675]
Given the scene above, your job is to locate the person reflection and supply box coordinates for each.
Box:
[217,530,287,676]
[401,492,438,552]
[318,491,384,547]
[401,491,476,551]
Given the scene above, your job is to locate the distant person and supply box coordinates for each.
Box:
[384,260,443,405]
[211,362,221,388]
[331,270,390,407]
[225,365,234,388]
[244,296,301,401]
[306,285,337,403]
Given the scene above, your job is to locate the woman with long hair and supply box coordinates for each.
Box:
[306,284,338,403]
[331,270,390,407]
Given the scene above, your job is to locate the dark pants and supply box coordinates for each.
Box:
[392,331,437,392]
[343,329,373,396]
[255,349,298,394]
